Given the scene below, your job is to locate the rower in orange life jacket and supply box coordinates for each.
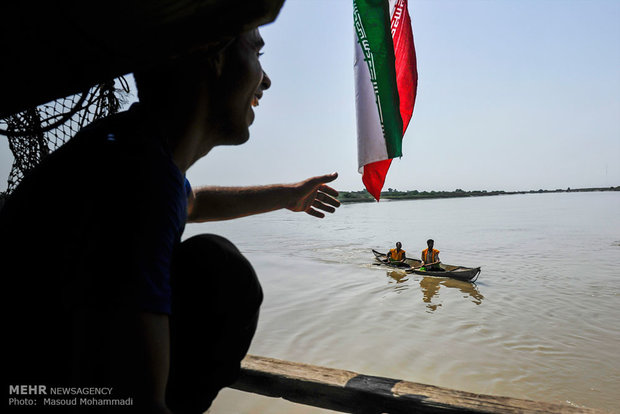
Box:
[421,239,443,271]
[387,242,406,263]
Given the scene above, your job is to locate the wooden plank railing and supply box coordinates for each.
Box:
[230,355,603,414]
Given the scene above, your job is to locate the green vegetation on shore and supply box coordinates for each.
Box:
[337,186,620,203]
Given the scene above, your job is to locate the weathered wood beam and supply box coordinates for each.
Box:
[0,0,284,118]
[230,355,603,414]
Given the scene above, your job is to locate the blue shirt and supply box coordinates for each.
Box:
[97,109,189,315]
[67,106,188,315]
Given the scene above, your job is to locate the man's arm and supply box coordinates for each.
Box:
[187,173,340,222]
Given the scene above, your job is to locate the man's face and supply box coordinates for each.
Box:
[428,241,434,249]
[211,29,271,145]
[396,243,402,249]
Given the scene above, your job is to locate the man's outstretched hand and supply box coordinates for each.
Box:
[286,173,340,218]
[188,173,341,222]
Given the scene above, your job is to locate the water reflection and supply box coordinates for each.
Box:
[419,276,484,312]
[387,270,408,283]
[386,270,409,293]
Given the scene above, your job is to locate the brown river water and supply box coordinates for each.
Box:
[182,191,620,413]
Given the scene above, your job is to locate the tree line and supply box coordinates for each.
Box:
[337,186,620,203]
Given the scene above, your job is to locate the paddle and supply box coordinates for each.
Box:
[406,264,425,272]
[374,256,393,266]
[406,261,441,273]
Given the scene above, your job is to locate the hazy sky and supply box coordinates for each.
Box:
[1,0,619,192]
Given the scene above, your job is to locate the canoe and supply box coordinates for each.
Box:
[372,249,481,282]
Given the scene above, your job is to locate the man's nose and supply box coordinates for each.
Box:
[261,70,271,91]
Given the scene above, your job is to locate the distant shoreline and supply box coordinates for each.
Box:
[337,186,620,203]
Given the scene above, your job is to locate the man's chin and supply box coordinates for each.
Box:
[218,130,250,146]
[248,107,255,126]
[233,134,250,146]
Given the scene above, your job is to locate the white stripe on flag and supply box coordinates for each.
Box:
[355,31,388,172]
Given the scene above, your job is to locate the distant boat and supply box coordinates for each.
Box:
[372,249,481,282]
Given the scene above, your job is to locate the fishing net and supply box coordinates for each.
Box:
[0,78,130,197]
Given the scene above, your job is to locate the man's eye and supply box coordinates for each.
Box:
[257,52,264,58]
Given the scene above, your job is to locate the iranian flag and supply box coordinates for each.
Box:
[354,0,418,201]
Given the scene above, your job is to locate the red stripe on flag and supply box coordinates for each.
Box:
[392,0,418,134]
[362,158,393,201]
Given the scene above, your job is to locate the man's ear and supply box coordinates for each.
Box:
[209,51,225,77]
[205,36,235,78]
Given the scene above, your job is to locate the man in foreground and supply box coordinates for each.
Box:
[2,28,339,413]
[421,239,443,271]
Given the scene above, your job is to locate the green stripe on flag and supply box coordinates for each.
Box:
[354,0,403,158]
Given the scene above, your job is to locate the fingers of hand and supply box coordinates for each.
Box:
[317,190,340,208]
[312,199,335,214]
[318,184,339,199]
[305,208,325,219]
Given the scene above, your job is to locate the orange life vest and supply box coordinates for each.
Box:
[422,248,439,263]
[388,248,405,261]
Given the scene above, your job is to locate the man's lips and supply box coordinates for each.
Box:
[252,91,263,107]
